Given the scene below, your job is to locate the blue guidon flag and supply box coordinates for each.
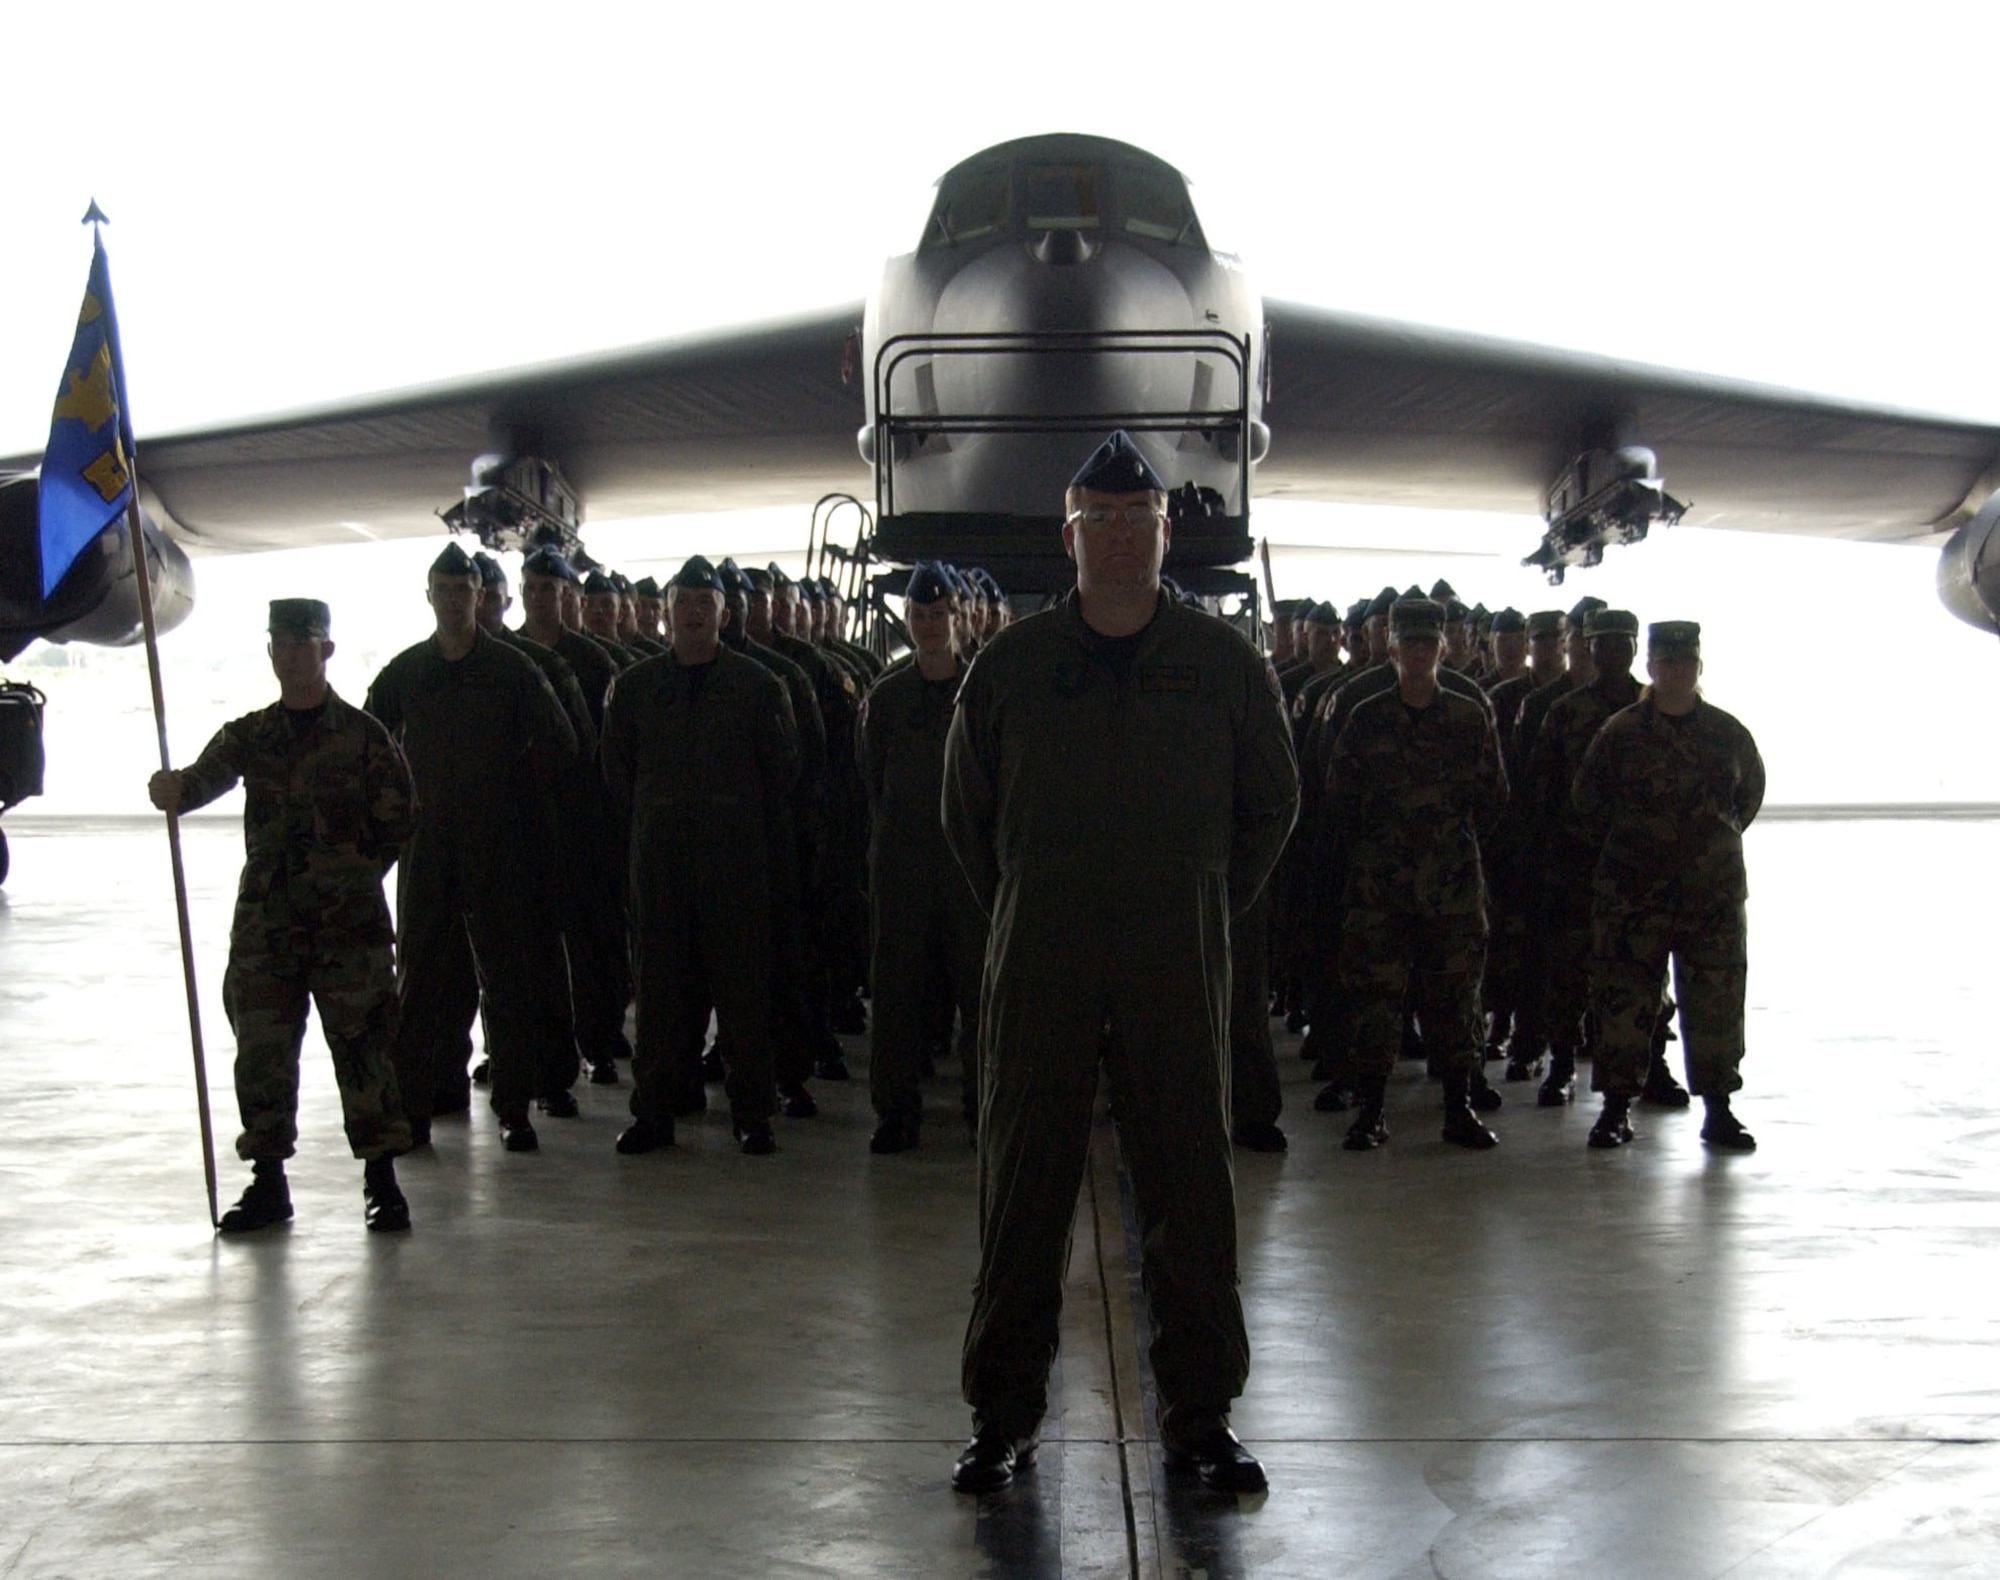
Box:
[38,225,137,599]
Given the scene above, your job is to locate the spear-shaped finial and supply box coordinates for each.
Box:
[82,199,110,229]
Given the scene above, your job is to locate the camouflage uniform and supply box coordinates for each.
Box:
[943,591,1298,1441]
[176,691,415,1162]
[1325,683,1506,1083]
[1574,696,1765,1098]
[1524,670,1643,1063]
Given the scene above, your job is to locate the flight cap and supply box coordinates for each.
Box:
[1070,429,1167,495]
[634,575,663,599]
[743,565,774,594]
[471,551,508,591]
[1305,600,1341,628]
[268,598,330,639]
[1390,597,1445,637]
[1444,597,1470,622]
[1649,620,1701,657]
[609,571,634,595]
[767,563,795,591]
[583,570,617,596]
[1566,595,1607,630]
[669,555,724,593]
[1366,586,1400,620]
[905,562,951,604]
[429,541,478,579]
[1346,599,1371,626]
[1490,607,1527,635]
[797,577,823,604]
[522,545,581,585]
[1526,609,1564,638]
[715,560,750,597]
[1428,578,1459,602]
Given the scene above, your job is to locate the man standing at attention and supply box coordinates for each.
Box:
[943,432,1299,1496]
[149,599,416,1233]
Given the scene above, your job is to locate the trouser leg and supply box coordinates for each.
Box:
[223,947,311,1163]
[432,919,480,1109]
[308,940,412,1160]
[1340,908,1413,1083]
[961,982,1102,1438]
[462,886,573,1119]
[631,893,700,1123]
[1229,885,1283,1127]
[946,882,989,1133]
[703,884,778,1127]
[1590,890,1673,1100]
[1104,992,1248,1438]
[1414,923,1486,1085]
[1672,894,1748,1098]
[391,856,464,1128]
[868,877,938,1126]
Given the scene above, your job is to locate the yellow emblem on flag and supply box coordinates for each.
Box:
[52,343,117,431]
[82,446,131,504]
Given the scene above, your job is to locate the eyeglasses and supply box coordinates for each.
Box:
[1065,504,1164,530]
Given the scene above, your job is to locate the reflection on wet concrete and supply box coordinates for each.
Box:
[0,815,1996,1577]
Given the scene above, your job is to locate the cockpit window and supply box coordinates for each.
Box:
[924,163,1010,247]
[918,155,1203,249]
[1119,162,1202,246]
[1020,163,1100,230]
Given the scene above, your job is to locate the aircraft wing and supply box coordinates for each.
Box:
[0,305,869,554]
[1256,300,2000,542]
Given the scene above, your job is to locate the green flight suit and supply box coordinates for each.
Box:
[1574,697,1765,1098]
[943,592,1298,1441]
[860,656,986,1131]
[365,630,577,1124]
[601,649,800,1127]
[176,691,415,1162]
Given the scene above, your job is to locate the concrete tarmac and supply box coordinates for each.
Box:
[0,814,1995,1578]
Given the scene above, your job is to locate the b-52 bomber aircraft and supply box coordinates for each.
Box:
[6,129,2000,664]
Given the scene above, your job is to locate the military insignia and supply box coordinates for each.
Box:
[1139,664,1198,694]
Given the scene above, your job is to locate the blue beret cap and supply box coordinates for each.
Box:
[522,546,580,584]
[430,542,478,578]
[583,571,617,596]
[669,555,723,592]
[715,560,749,596]
[1069,429,1167,495]
[471,551,507,589]
[905,562,951,604]
[766,563,794,591]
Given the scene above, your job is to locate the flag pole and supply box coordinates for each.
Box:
[125,488,220,1229]
[83,203,219,1227]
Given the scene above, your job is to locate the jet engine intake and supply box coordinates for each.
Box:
[1936,490,2000,636]
[0,475,194,661]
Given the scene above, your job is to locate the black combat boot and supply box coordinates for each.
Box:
[219,1161,293,1234]
[1537,1050,1576,1107]
[1700,1094,1756,1151]
[1587,1094,1635,1149]
[1641,1052,1692,1108]
[1343,1076,1389,1151]
[362,1156,410,1232]
[1440,1073,1500,1149]
[1468,1065,1504,1112]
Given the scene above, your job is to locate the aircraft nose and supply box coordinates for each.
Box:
[1030,229,1097,266]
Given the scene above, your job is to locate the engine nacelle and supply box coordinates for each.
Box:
[0,474,195,661]
[1937,490,2000,637]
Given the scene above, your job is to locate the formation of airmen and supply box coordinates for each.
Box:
[145,426,1763,1499]
[1260,583,1765,1157]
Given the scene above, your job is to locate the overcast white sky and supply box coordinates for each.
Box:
[3,2,1998,808]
